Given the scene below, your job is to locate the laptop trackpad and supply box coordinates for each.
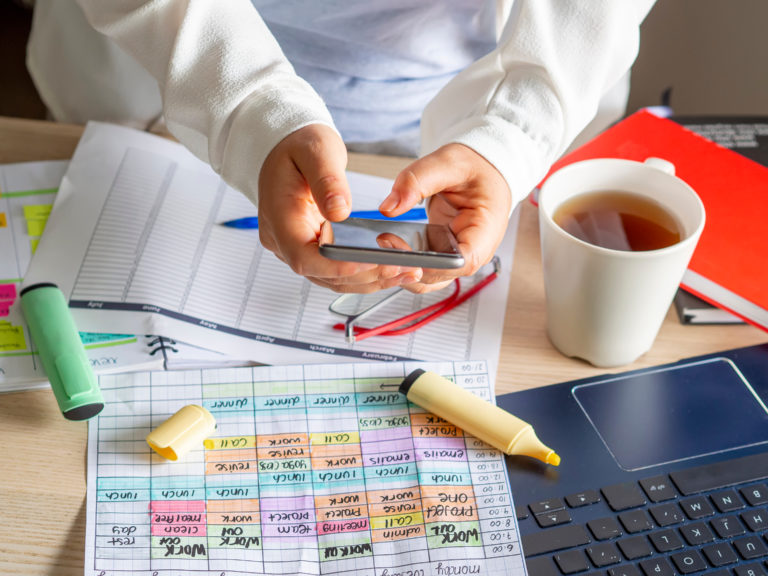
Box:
[572,357,768,471]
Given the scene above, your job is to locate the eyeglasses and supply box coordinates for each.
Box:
[328,256,501,343]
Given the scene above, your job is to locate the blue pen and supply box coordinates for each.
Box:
[221,207,427,229]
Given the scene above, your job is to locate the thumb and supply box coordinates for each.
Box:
[293,127,352,222]
[379,150,467,216]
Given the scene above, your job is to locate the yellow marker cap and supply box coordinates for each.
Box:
[400,369,560,466]
[146,404,216,461]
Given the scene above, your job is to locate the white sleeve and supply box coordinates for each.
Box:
[420,0,657,209]
[75,0,337,204]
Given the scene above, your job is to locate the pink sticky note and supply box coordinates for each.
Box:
[0,283,17,301]
[0,300,11,317]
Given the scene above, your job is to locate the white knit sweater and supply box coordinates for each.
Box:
[27,0,655,210]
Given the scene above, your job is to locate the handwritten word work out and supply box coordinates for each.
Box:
[85,361,525,576]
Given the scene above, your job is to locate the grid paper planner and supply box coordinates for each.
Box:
[85,360,526,576]
[25,122,515,376]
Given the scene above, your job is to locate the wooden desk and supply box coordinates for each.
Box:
[1,116,765,575]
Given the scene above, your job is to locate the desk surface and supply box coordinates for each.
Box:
[1,116,765,575]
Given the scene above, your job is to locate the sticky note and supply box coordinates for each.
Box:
[0,283,16,300]
[29,238,40,254]
[26,219,47,237]
[0,324,26,351]
[0,213,6,227]
[23,204,53,220]
[0,301,11,318]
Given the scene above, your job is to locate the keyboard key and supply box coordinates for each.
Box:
[639,557,676,576]
[639,475,678,502]
[535,508,572,528]
[733,535,768,559]
[669,549,707,574]
[702,542,739,566]
[670,452,768,496]
[617,535,653,560]
[734,563,768,576]
[525,555,561,576]
[586,542,622,567]
[679,495,715,519]
[711,488,745,512]
[602,482,647,511]
[530,497,566,515]
[711,514,746,538]
[515,505,529,520]
[649,503,684,526]
[609,565,642,576]
[521,523,591,557]
[588,517,623,540]
[618,509,653,533]
[679,522,715,545]
[554,549,590,574]
[740,507,768,531]
[741,483,768,506]
[649,528,684,552]
[566,489,601,508]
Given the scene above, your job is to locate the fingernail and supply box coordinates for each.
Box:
[379,195,398,213]
[326,196,348,214]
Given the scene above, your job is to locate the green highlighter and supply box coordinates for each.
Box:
[20,283,104,420]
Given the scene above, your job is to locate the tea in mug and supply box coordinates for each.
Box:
[553,190,682,251]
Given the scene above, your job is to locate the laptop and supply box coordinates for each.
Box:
[499,343,768,575]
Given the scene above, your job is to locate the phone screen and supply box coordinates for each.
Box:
[318,217,464,269]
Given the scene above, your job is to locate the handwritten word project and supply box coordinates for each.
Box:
[85,361,526,575]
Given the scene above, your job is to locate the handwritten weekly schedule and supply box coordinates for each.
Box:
[85,361,526,576]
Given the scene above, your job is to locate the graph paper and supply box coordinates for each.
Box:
[85,360,526,576]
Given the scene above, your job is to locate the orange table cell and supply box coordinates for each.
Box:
[255,433,308,449]
[409,413,452,427]
[206,498,261,513]
[205,448,257,463]
[257,445,308,460]
[369,499,422,517]
[366,486,421,506]
[316,504,367,522]
[422,501,479,523]
[311,451,362,470]
[411,423,463,438]
[310,444,362,459]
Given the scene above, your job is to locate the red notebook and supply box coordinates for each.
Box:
[540,109,768,331]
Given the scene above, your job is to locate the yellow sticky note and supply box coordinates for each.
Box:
[26,219,48,237]
[0,213,6,227]
[30,238,40,254]
[0,324,26,352]
[23,204,53,220]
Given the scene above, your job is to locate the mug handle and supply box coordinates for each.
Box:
[644,157,676,175]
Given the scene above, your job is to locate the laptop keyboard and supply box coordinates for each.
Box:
[517,452,768,575]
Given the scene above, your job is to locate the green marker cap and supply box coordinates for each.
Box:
[20,283,104,420]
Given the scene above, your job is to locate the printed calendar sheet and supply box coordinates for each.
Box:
[85,361,526,576]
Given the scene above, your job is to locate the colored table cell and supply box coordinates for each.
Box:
[309,431,360,445]
[366,486,421,506]
[204,436,256,450]
[0,283,17,300]
[358,414,411,430]
[426,521,483,548]
[204,396,254,413]
[315,491,368,510]
[413,436,468,459]
[255,433,309,449]
[257,445,308,460]
[316,504,367,523]
[306,393,355,408]
[360,426,413,444]
[206,498,260,514]
[317,517,369,536]
[355,390,404,407]
[412,423,464,438]
[370,511,423,531]
[371,524,426,543]
[206,458,258,475]
[253,394,305,410]
[207,524,262,550]
[258,457,310,473]
[423,501,479,523]
[0,323,25,351]
[368,498,422,518]
[151,535,208,559]
[205,447,257,463]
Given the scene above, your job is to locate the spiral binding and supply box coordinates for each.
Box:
[145,335,179,369]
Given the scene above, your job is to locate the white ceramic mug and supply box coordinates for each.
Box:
[538,157,706,367]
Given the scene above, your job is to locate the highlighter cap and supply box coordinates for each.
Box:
[20,283,104,420]
[146,404,216,461]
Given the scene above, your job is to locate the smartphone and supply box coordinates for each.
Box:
[318,217,464,269]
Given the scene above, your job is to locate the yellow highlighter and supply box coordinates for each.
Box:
[146,404,216,461]
[400,369,560,466]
